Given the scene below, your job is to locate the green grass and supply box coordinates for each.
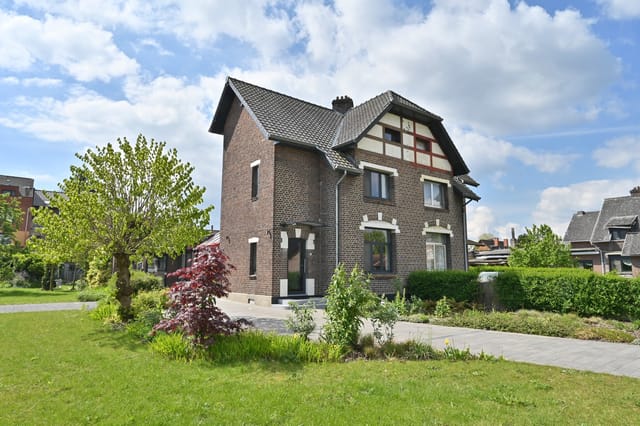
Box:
[0,286,80,305]
[1,311,639,424]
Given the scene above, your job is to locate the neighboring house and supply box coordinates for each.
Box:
[138,231,220,286]
[1,175,35,246]
[564,187,640,276]
[209,77,480,305]
[468,237,511,266]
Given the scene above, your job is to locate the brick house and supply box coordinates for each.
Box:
[1,175,36,246]
[209,78,480,305]
[564,187,640,277]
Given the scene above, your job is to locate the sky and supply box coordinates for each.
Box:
[1,0,640,241]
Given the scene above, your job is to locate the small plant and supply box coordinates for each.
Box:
[434,296,452,318]
[369,296,400,345]
[77,288,107,302]
[89,300,120,323]
[285,302,316,340]
[322,264,376,348]
[150,332,195,361]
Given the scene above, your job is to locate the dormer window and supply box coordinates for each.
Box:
[610,228,627,241]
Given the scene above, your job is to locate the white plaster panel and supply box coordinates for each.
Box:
[358,137,384,154]
[415,123,434,138]
[295,228,302,238]
[386,143,402,159]
[280,231,288,249]
[416,152,430,166]
[280,279,288,297]
[367,124,383,138]
[433,156,452,171]
[379,113,401,128]
[403,148,414,162]
[248,237,259,243]
[402,133,413,146]
[402,119,414,133]
[305,279,315,295]
[307,233,315,250]
[432,142,444,156]
[250,159,261,168]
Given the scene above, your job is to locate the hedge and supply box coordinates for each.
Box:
[406,270,479,302]
[494,268,640,320]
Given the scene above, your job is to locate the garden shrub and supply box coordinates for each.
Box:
[406,270,479,302]
[369,296,400,345]
[493,268,640,320]
[150,332,194,361]
[152,243,249,347]
[322,264,377,348]
[77,288,107,302]
[108,270,164,294]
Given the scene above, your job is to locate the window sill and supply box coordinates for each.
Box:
[249,275,257,280]
[424,205,448,211]
[364,197,395,206]
[251,197,258,202]
[368,273,395,279]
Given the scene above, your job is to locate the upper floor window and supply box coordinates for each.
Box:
[425,233,447,271]
[1,189,16,197]
[250,160,260,200]
[423,180,446,209]
[383,127,401,143]
[415,137,431,152]
[364,228,392,273]
[364,170,390,200]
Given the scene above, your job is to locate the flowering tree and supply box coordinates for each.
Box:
[153,243,249,346]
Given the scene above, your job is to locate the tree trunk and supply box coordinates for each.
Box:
[114,253,133,321]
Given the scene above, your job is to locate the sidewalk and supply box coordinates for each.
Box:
[0,301,97,313]
[215,298,640,379]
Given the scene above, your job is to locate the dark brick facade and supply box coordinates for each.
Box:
[219,103,468,303]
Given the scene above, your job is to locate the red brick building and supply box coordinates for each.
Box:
[210,78,480,305]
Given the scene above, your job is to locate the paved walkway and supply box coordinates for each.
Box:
[216,299,640,379]
[1,299,639,379]
[0,301,97,313]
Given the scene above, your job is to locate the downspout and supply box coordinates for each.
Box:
[463,199,473,271]
[335,170,347,267]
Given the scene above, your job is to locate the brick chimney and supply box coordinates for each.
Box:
[630,186,640,197]
[332,95,354,114]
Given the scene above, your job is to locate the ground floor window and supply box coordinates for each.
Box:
[426,233,447,271]
[609,255,632,274]
[249,242,257,276]
[578,259,593,270]
[364,228,392,273]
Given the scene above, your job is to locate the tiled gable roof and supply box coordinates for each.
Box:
[210,77,471,177]
[605,215,638,228]
[591,196,640,242]
[622,232,640,256]
[563,211,599,242]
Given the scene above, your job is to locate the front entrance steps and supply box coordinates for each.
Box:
[274,297,326,309]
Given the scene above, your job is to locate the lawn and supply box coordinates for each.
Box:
[1,311,639,424]
[0,286,80,305]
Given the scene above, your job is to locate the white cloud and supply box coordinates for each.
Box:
[593,135,640,170]
[1,76,62,87]
[134,38,173,56]
[0,74,227,225]
[533,179,638,236]
[452,128,579,176]
[466,205,495,240]
[282,0,620,135]
[597,0,640,19]
[0,11,138,81]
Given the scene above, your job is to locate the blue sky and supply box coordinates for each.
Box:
[1,0,640,240]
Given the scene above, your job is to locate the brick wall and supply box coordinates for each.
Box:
[219,99,275,302]
[336,148,467,294]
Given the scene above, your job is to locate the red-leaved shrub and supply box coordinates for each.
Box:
[152,243,249,346]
